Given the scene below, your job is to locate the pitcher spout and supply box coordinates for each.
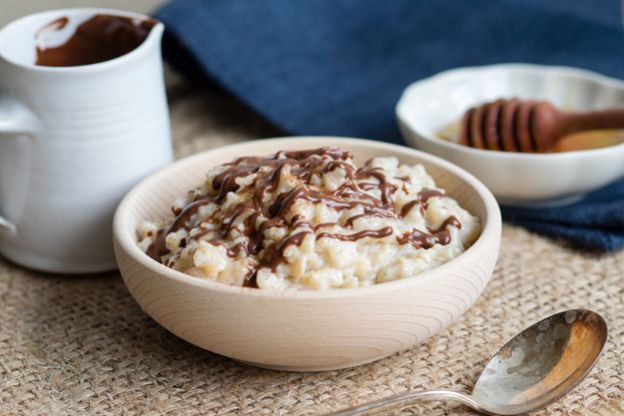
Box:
[141,20,165,52]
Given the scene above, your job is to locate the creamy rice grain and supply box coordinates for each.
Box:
[138,148,480,290]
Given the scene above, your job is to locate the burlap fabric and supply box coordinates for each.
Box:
[1,69,623,416]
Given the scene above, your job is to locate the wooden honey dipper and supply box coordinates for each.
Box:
[459,98,624,152]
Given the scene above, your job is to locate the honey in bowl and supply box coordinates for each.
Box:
[437,121,624,153]
[551,130,623,152]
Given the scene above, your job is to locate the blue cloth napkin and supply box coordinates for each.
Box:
[155,0,624,251]
[502,179,624,251]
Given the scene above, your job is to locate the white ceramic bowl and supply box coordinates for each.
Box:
[396,64,624,205]
[113,137,501,371]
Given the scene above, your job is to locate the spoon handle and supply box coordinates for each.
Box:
[325,389,491,416]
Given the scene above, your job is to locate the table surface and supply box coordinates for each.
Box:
[1,3,624,415]
[1,67,623,416]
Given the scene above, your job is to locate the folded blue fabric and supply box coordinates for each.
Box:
[502,178,624,251]
[155,0,624,251]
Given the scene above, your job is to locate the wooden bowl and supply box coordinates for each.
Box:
[113,137,501,371]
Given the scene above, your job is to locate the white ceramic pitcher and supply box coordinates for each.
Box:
[0,9,173,273]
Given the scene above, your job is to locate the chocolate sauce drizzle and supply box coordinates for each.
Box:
[397,216,461,249]
[400,188,444,217]
[146,148,462,288]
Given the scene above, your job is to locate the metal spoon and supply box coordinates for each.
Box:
[327,309,608,416]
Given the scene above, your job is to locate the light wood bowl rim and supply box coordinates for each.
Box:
[113,136,501,299]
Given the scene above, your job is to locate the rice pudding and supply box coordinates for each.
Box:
[138,148,480,290]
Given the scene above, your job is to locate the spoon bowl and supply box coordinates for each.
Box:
[329,309,608,415]
[472,309,608,415]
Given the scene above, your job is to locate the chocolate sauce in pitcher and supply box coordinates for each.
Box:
[35,14,157,67]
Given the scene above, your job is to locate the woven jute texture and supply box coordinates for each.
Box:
[1,69,623,416]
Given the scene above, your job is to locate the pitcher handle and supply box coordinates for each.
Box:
[0,96,40,234]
